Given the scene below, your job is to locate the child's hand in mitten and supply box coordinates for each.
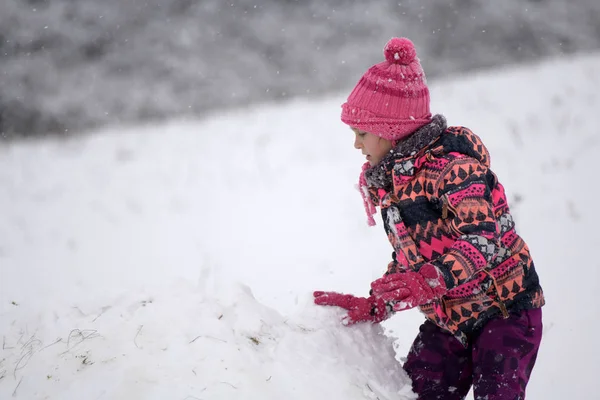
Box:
[313,291,391,324]
[370,264,447,312]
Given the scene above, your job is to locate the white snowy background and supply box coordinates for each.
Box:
[1,53,599,399]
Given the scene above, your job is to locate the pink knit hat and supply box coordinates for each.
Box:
[341,37,432,141]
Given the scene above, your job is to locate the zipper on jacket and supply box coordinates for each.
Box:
[480,269,510,319]
[442,200,449,219]
[497,299,509,319]
[440,193,457,220]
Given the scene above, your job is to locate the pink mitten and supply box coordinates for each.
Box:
[370,264,447,312]
[313,291,391,324]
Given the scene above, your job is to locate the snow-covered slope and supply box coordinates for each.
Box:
[1,53,599,399]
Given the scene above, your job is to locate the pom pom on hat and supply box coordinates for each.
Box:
[341,36,431,141]
[384,37,417,65]
[341,36,433,227]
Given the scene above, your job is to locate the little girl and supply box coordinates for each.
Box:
[314,37,544,399]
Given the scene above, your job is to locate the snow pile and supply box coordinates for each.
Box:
[1,268,413,399]
[1,52,600,399]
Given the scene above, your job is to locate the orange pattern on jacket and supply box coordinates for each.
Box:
[369,126,544,345]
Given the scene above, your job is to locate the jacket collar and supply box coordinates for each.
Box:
[365,114,447,190]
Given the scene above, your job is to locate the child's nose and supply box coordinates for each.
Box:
[354,135,362,149]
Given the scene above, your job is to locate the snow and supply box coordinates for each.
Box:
[1,280,412,400]
[1,53,599,399]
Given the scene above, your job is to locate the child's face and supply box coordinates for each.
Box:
[352,128,393,166]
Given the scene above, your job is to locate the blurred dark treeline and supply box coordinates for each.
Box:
[1,0,599,137]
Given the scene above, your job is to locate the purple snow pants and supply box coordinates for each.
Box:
[403,308,542,400]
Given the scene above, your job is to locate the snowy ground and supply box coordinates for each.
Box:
[1,53,599,399]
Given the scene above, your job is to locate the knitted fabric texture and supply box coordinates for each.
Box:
[341,37,432,141]
[359,162,378,226]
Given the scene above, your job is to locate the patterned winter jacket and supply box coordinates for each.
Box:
[364,115,544,346]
